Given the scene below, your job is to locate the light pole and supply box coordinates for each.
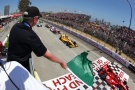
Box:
[125,0,133,63]
[127,0,132,29]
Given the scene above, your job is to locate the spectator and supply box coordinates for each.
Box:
[43,12,135,60]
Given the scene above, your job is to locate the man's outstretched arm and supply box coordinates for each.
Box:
[43,50,67,69]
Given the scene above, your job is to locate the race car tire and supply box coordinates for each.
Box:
[98,68,103,73]
[116,85,123,90]
[123,81,127,85]
[66,42,69,46]
[100,73,106,80]
[73,41,76,45]
[108,66,113,72]
[58,31,61,34]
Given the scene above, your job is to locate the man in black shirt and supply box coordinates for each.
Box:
[7,6,67,71]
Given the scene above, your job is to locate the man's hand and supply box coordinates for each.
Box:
[44,51,68,69]
[60,62,67,69]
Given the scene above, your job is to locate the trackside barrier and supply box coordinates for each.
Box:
[34,70,41,82]
[44,20,135,73]
[2,34,9,45]
[29,57,42,82]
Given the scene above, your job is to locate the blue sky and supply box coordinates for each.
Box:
[0,0,135,30]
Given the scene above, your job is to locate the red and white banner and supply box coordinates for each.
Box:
[42,73,92,90]
[42,57,129,90]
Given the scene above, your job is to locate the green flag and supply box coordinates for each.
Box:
[67,52,94,86]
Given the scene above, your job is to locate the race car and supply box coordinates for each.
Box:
[39,20,43,23]
[45,24,51,28]
[37,23,42,27]
[50,27,60,34]
[98,64,129,90]
[59,34,78,48]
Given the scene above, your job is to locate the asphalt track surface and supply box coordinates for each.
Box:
[0,20,135,89]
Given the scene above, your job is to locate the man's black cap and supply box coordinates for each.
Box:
[23,6,42,17]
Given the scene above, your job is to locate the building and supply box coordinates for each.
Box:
[4,5,10,15]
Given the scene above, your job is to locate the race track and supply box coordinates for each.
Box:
[0,20,135,89]
[32,22,135,89]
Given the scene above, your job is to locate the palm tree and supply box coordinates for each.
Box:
[18,0,32,13]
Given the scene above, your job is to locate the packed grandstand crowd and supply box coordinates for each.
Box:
[0,12,135,61]
[42,12,135,60]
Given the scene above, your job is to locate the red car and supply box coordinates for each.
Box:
[98,64,129,90]
[45,24,51,28]
[0,25,3,28]
[50,27,60,34]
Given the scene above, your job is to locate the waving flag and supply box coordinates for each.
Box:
[67,52,94,86]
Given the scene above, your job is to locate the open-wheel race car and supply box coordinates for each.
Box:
[98,64,129,90]
[50,27,61,34]
[37,23,42,27]
[45,24,51,28]
[39,20,43,23]
[59,34,78,48]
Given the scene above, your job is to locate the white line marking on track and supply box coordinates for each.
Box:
[72,38,101,57]
[71,50,77,56]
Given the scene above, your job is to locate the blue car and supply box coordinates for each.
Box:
[37,23,42,27]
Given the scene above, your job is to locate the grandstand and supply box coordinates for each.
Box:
[42,12,135,66]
